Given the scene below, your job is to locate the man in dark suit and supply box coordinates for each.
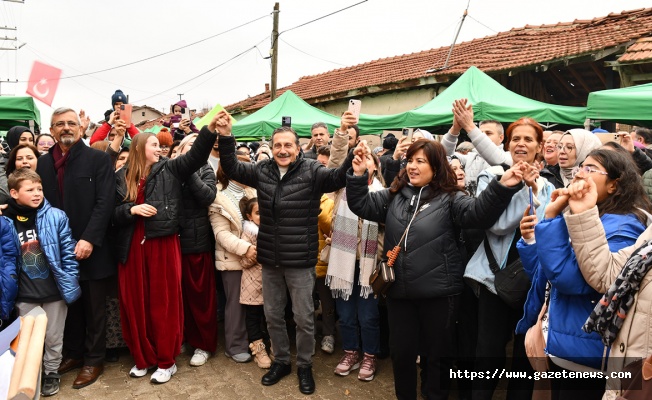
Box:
[36,107,116,389]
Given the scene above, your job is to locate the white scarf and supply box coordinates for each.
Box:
[326,178,384,300]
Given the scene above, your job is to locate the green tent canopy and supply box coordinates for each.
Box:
[587,83,652,127]
[0,96,41,132]
[232,91,341,140]
[396,66,586,131]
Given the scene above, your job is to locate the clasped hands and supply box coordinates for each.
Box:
[545,176,598,219]
[352,140,372,176]
[499,160,540,189]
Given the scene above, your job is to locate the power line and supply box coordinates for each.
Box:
[467,14,498,33]
[18,13,269,83]
[133,44,261,104]
[182,35,271,94]
[280,38,346,67]
[279,0,368,36]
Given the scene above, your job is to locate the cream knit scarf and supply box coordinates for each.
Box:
[326,178,384,300]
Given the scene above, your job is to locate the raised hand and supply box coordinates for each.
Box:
[452,98,475,132]
[393,135,411,160]
[79,109,90,133]
[618,131,635,153]
[210,110,232,135]
[545,189,569,219]
[521,162,540,194]
[567,176,598,215]
[352,153,367,176]
[520,205,538,240]
[340,111,358,132]
[499,162,525,187]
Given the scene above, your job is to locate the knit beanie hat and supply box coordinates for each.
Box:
[174,100,188,110]
[111,90,127,107]
[6,126,34,150]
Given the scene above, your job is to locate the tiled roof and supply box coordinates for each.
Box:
[226,7,652,113]
[618,36,652,62]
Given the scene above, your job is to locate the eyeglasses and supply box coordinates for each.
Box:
[556,144,575,153]
[571,165,609,178]
[52,121,79,128]
[37,141,55,147]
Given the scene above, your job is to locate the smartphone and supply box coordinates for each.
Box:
[348,99,362,120]
[282,116,292,127]
[119,104,132,127]
[528,187,534,215]
[402,128,414,142]
[181,108,190,121]
[173,122,180,128]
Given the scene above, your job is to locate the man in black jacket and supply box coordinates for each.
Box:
[36,107,116,390]
[213,110,356,395]
[302,122,330,160]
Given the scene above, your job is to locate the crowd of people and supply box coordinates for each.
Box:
[1,89,652,400]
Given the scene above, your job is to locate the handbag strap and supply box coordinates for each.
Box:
[483,232,501,274]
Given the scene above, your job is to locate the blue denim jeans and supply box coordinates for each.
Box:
[262,266,316,367]
[334,270,380,355]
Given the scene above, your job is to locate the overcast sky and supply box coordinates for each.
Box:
[1,0,650,129]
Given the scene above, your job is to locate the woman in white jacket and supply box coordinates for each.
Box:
[209,154,257,363]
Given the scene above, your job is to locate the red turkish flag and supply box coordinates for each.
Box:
[25,61,62,106]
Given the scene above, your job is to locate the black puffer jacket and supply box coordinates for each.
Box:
[217,135,353,269]
[346,172,522,299]
[541,164,564,189]
[112,127,217,263]
[179,163,217,254]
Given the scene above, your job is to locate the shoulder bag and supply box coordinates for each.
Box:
[483,233,530,309]
[370,203,422,297]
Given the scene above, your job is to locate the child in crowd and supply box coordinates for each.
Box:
[3,169,80,397]
[0,204,20,327]
[239,197,271,369]
[162,100,199,138]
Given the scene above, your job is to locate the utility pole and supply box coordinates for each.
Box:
[270,2,279,100]
[177,93,184,101]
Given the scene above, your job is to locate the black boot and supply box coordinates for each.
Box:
[297,366,315,395]
[261,362,291,386]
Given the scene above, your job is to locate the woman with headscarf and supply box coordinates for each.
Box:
[557,129,603,187]
[0,126,35,204]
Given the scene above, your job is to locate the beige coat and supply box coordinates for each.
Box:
[240,222,263,305]
[208,185,257,271]
[565,206,652,399]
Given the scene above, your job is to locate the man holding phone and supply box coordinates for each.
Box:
[89,89,140,145]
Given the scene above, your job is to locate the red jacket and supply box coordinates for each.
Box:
[90,122,139,145]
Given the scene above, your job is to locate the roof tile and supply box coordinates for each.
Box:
[226,8,652,113]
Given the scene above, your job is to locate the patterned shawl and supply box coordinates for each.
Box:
[326,178,384,300]
[583,239,652,346]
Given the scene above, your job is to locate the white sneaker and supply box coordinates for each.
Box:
[129,365,155,378]
[321,335,335,354]
[150,364,177,384]
[190,349,210,367]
